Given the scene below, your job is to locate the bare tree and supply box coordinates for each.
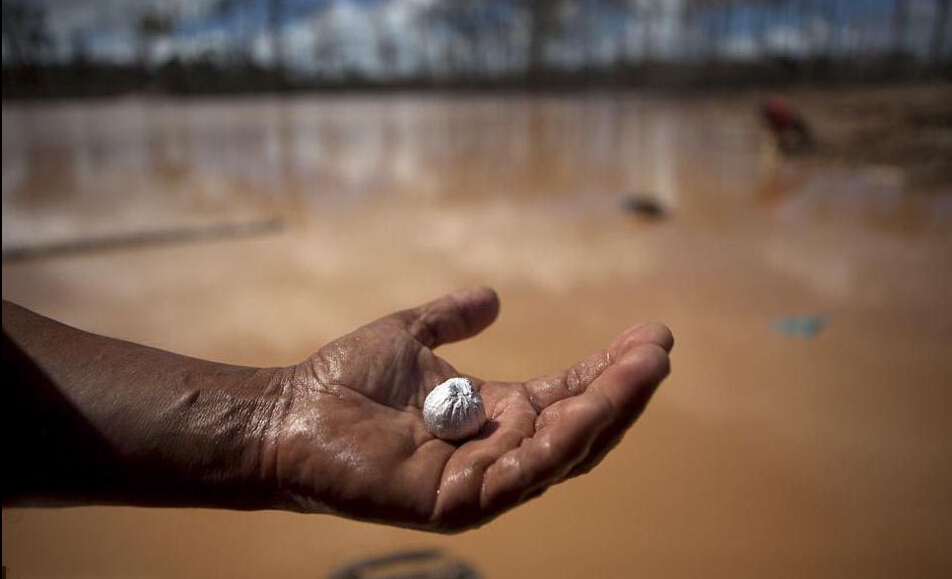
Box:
[136,9,174,69]
[526,0,564,75]
[892,0,909,56]
[372,8,400,80]
[212,0,255,65]
[931,0,950,64]
[313,4,346,79]
[1,0,52,66]
[641,0,664,63]
[268,0,287,81]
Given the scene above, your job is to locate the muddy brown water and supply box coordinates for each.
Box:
[3,88,952,577]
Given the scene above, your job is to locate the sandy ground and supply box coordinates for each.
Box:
[3,86,952,577]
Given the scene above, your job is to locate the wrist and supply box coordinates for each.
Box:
[78,361,289,510]
[154,364,289,510]
[250,362,339,514]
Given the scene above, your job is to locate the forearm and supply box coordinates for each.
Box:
[2,300,282,509]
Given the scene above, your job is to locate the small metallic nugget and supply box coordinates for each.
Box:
[423,377,487,441]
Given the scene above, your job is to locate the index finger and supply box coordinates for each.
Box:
[478,387,613,518]
[480,340,669,516]
[524,322,673,411]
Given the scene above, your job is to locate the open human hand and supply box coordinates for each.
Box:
[3,289,671,532]
[268,287,673,532]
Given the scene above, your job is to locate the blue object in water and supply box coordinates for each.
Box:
[773,315,828,339]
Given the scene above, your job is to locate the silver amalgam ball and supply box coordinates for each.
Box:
[423,377,487,441]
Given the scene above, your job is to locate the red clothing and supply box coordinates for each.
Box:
[763,99,798,131]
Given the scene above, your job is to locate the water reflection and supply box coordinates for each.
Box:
[2,93,948,252]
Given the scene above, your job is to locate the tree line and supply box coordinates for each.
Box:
[3,0,950,96]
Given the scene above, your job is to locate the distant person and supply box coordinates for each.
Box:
[2,288,672,532]
[761,98,814,154]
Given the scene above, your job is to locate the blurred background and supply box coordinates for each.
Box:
[2,0,951,577]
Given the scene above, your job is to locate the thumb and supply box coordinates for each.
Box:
[393,286,500,349]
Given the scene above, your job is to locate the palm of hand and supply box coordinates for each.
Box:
[273,288,672,532]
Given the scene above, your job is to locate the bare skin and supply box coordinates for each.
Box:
[2,287,672,533]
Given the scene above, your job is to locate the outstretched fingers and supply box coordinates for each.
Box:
[479,390,613,517]
[479,323,673,517]
[609,322,674,360]
[568,326,672,477]
[392,286,501,350]
[524,322,673,411]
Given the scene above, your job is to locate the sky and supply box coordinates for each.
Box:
[4,0,951,72]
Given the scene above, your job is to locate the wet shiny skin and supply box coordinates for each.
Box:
[268,287,671,531]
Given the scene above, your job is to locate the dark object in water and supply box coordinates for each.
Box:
[761,98,814,155]
[772,315,828,339]
[620,194,667,219]
[329,549,480,579]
